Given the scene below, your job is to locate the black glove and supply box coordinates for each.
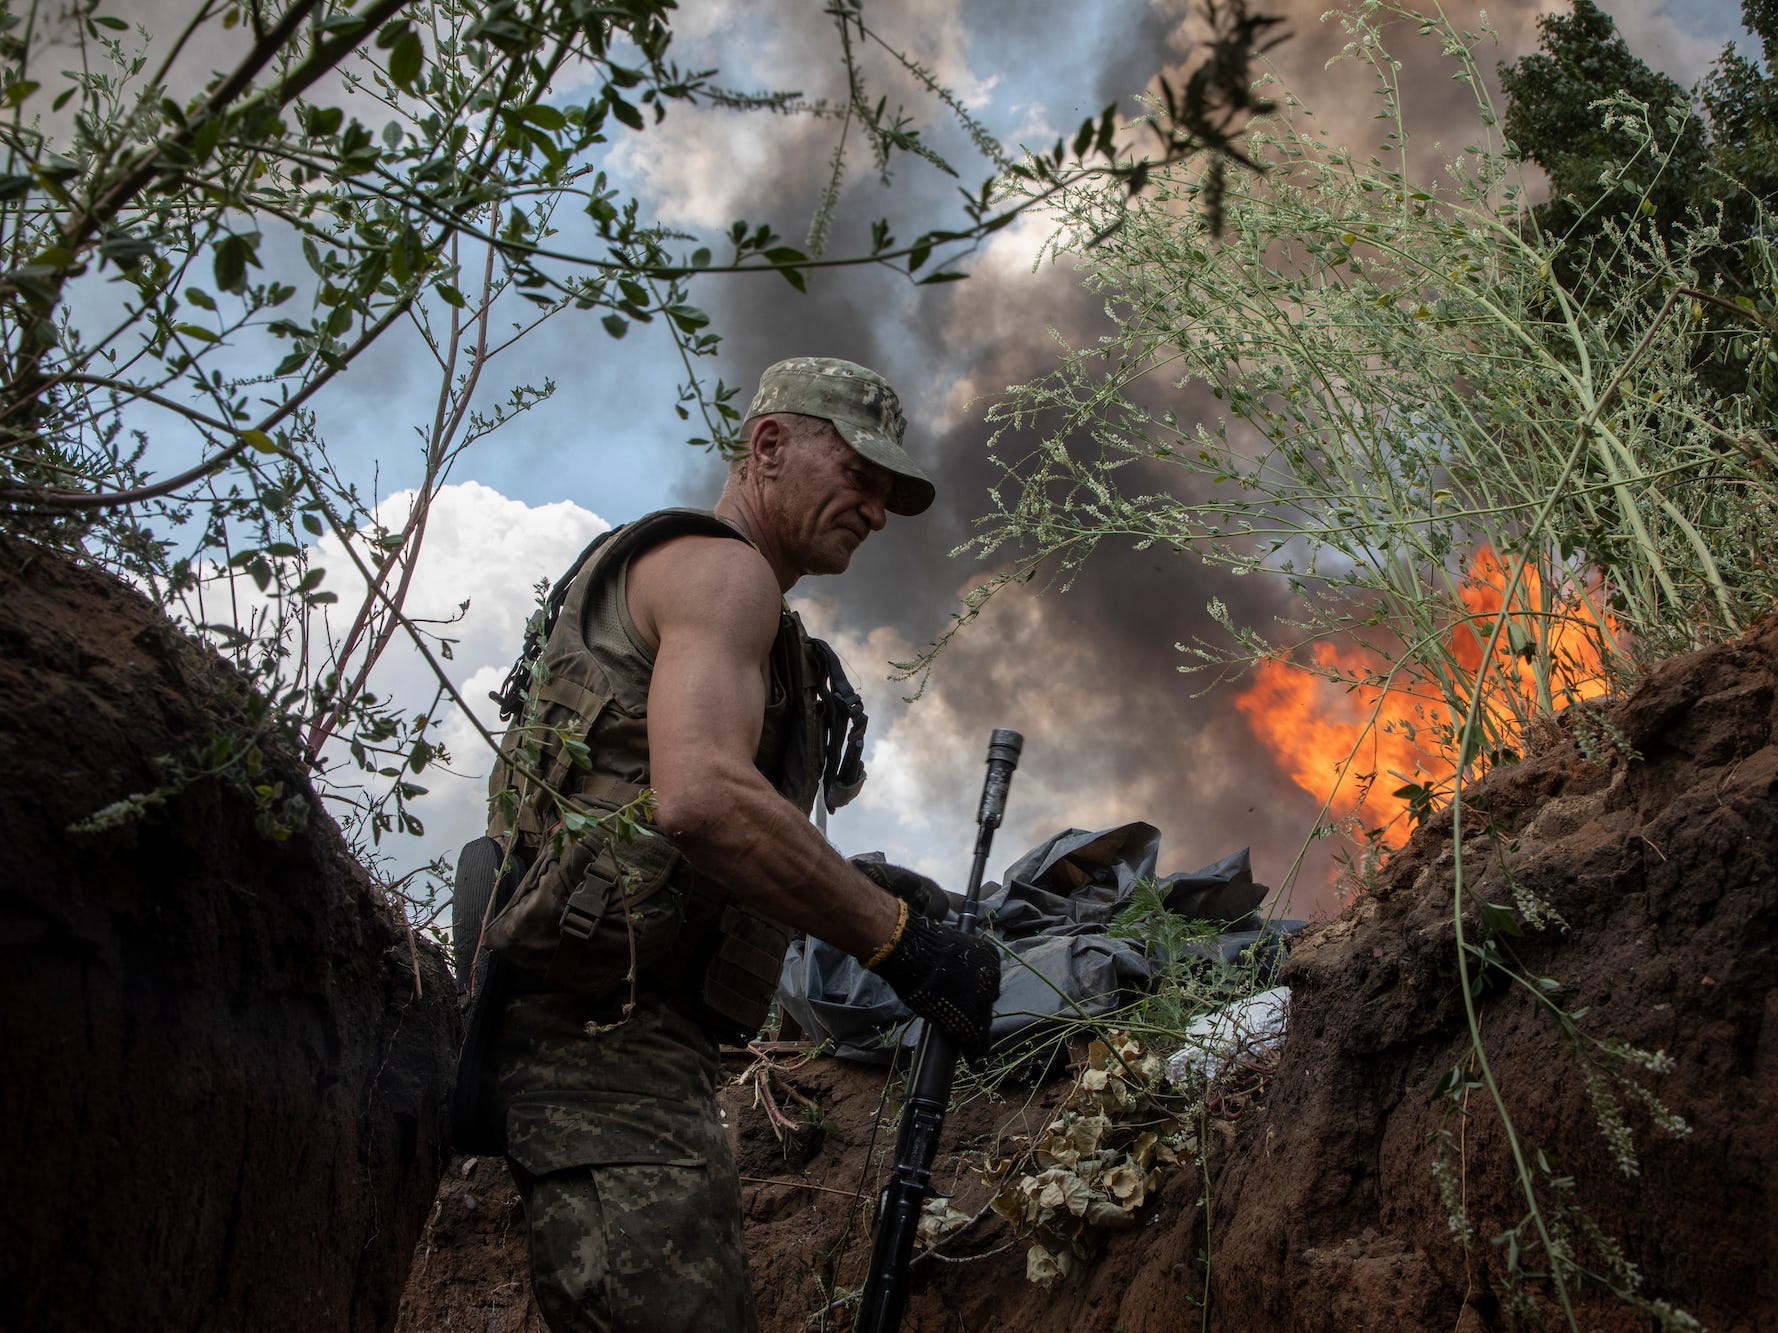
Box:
[868,911,1002,1061]
[850,853,953,920]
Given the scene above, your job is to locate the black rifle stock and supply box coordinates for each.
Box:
[856,728,1023,1333]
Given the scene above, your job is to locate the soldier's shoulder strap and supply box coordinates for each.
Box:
[585,507,752,588]
[489,509,747,722]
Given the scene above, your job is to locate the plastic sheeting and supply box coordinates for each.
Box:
[1164,986,1291,1083]
[777,821,1302,1064]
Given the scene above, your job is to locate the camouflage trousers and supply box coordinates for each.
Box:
[493,989,756,1333]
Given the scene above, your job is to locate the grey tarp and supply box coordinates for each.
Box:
[777,822,1302,1064]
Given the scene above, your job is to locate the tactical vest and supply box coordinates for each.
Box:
[481,509,828,1041]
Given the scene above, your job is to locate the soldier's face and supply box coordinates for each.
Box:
[778,427,892,576]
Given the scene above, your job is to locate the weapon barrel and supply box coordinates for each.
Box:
[856,730,1023,1333]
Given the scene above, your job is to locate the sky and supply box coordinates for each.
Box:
[79,0,1757,920]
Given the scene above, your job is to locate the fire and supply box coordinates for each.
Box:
[1235,637,1443,842]
[1448,546,1617,718]
[1234,546,1618,853]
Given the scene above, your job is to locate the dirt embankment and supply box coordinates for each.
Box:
[0,536,459,1333]
[400,614,1777,1332]
[1213,614,1778,1332]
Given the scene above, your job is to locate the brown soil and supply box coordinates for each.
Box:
[400,614,1778,1332]
[0,535,459,1332]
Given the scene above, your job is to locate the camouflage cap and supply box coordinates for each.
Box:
[741,356,935,516]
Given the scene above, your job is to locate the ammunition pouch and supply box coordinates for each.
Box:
[483,778,689,997]
[482,797,796,1043]
[450,836,528,1155]
[695,902,796,1044]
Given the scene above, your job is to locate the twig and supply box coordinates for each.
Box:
[916,1238,1019,1266]
[739,1174,868,1202]
[754,1071,799,1138]
[772,1075,823,1113]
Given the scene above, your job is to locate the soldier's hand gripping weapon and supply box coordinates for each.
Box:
[856,729,1023,1333]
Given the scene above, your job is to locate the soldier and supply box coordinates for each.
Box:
[470,357,1001,1331]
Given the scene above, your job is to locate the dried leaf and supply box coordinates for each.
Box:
[1026,1244,1072,1288]
[976,1156,1013,1182]
[991,1187,1030,1227]
[1104,1160,1147,1206]
[916,1198,972,1250]
[1085,1198,1140,1229]
[1036,1169,1092,1216]
[1131,1131,1159,1170]
[1062,1114,1110,1163]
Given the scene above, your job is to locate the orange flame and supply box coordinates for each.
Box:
[1234,547,1618,857]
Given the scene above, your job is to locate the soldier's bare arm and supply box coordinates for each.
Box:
[628,534,901,959]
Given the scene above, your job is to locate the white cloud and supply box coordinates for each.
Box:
[301,482,610,875]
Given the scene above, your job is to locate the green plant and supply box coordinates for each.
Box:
[919,3,1775,859]
[1105,878,1276,1043]
[922,1,1767,1322]
[1422,768,1692,1330]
